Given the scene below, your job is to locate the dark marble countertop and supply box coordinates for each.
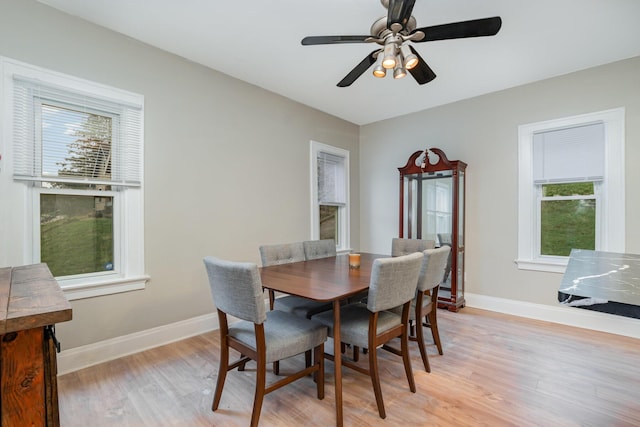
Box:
[559,249,640,307]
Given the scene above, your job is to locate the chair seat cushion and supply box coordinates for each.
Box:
[229,310,328,363]
[274,295,333,318]
[312,303,402,349]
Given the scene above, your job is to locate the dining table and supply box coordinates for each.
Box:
[259,252,385,427]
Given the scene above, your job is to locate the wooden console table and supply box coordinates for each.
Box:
[0,263,72,426]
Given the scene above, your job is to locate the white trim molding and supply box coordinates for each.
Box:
[465,293,640,339]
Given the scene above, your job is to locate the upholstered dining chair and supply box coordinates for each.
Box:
[259,243,333,317]
[203,256,327,427]
[391,237,436,256]
[303,239,337,260]
[388,246,450,372]
[260,243,333,374]
[437,233,453,283]
[312,252,424,419]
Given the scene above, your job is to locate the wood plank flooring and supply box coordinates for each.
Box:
[57,308,640,426]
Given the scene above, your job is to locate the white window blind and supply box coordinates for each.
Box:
[317,151,346,205]
[12,77,143,187]
[532,122,604,184]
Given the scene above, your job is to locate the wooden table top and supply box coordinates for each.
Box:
[0,263,72,334]
[259,253,386,302]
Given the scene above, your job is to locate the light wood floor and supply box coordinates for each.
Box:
[58,308,640,426]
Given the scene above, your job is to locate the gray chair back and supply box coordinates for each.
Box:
[303,239,337,260]
[259,242,305,266]
[203,256,266,324]
[391,238,436,257]
[437,233,452,246]
[417,246,451,292]
[366,252,423,313]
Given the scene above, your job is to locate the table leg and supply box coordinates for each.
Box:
[332,300,343,427]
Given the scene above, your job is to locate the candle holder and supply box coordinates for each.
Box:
[348,253,361,269]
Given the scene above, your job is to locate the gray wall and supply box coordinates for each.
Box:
[2,0,638,351]
[0,0,360,349]
[360,56,640,307]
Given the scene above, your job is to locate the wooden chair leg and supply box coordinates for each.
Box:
[415,315,431,373]
[315,344,325,399]
[401,327,416,393]
[239,353,248,371]
[212,341,229,411]
[305,350,312,368]
[368,346,386,419]
[409,319,416,337]
[250,358,267,427]
[427,312,443,355]
[268,289,275,311]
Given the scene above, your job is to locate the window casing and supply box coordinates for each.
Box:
[310,141,350,252]
[517,108,625,272]
[1,57,147,299]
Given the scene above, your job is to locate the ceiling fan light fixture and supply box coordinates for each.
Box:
[393,58,406,79]
[373,65,386,78]
[400,44,419,70]
[372,52,386,78]
[381,43,397,69]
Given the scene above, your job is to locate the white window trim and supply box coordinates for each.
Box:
[310,140,350,253]
[0,56,148,300]
[516,108,625,273]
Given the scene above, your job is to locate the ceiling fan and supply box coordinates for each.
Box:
[301,0,502,87]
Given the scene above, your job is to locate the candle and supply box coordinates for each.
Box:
[348,253,361,269]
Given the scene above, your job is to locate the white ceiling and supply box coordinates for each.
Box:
[38,0,640,125]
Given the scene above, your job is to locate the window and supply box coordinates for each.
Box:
[1,57,146,299]
[517,108,625,272]
[310,141,349,252]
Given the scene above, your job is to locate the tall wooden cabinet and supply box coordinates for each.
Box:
[398,148,466,311]
[0,263,72,426]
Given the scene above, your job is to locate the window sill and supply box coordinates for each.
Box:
[59,274,150,301]
[515,258,567,274]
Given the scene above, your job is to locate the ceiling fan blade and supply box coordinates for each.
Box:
[301,35,370,45]
[337,51,378,87]
[387,0,416,32]
[407,46,436,85]
[412,16,502,42]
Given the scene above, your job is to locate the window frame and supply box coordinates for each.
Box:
[310,140,350,252]
[1,56,147,300]
[517,108,625,273]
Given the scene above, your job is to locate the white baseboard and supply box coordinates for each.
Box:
[57,312,219,375]
[58,295,639,375]
[465,293,640,339]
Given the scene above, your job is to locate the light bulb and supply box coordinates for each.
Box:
[373,65,386,78]
[393,66,406,79]
[401,44,419,70]
[382,43,396,69]
[393,55,406,79]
